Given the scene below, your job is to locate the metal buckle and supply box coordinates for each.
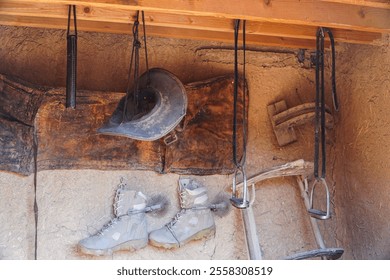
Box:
[163,131,178,145]
[230,166,249,209]
[308,178,331,220]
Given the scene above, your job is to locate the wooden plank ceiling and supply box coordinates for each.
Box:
[0,0,389,49]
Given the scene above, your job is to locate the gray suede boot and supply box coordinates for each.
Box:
[78,184,148,256]
[149,178,215,249]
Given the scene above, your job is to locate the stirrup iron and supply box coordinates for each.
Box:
[308,178,331,220]
[230,167,249,209]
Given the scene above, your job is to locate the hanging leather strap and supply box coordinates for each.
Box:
[232,19,247,169]
[122,11,150,121]
[231,19,249,209]
[314,27,338,179]
[66,5,77,109]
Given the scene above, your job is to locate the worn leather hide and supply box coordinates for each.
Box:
[0,74,247,176]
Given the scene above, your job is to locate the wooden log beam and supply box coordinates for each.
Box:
[0,75,45,175]
[0,14,322,49]
[234,159,314,188]
[0,73,247,176]
[322,0,390,9]
[0,3,383,45]
[3,0,389,33]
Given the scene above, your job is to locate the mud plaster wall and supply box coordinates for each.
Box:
[334,37,390,260]
[0,25,387,260]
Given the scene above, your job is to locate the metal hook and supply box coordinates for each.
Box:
[308,178,331,220]
[230,166,249,209]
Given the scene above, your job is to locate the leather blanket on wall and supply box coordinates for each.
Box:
[0,73,247,176]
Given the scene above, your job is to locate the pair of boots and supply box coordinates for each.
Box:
[78,178,215,256]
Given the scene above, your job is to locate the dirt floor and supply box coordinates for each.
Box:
[0,25,388,259]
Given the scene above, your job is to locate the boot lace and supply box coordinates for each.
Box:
[166,209,186,229]
[98,179,127,236]
[164,209,185,246]
[113,181,127,217]
[97,217,120,236]
[179,189,187,209]
[166,191,188,229]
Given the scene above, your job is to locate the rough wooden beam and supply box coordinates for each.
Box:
[0,14,322,49]
[0,74,247,176]
[235,159,314,188]
[4,0,389,33]
[322,0,390,9]
[0,3,383,44]
[0,75,45,175]
[148,25,322,49]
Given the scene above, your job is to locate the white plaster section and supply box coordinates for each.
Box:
[0,173,34,259]
[35,170,237,260]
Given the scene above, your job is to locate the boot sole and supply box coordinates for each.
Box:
[78,238,148,256]
[149,225,216,249]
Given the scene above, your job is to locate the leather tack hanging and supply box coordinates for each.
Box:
[98,12,187,142]
[66,5,77,109]
[230,19,249,209]
[309,27,338,220]
[314,26,338,180]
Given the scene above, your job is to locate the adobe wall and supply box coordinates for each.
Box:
[334,37,390,259]
[0,25,387,259]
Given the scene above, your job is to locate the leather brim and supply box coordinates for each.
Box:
[98,68,187,141]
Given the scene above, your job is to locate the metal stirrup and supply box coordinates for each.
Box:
[230,19,249,209]
[308,178,331,220]
[230,167,249,209]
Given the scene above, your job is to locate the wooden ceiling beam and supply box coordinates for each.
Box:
[0,14,323,50]
[0,2,383,45]
[321,0,390,9]
[4,0,389,33]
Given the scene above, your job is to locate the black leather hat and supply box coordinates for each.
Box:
[98,68,187,141]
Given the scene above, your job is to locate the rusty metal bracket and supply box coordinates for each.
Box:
[267,100,334,146]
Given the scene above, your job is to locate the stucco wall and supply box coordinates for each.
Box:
[1,25,387,260]
[334,37,390,259]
